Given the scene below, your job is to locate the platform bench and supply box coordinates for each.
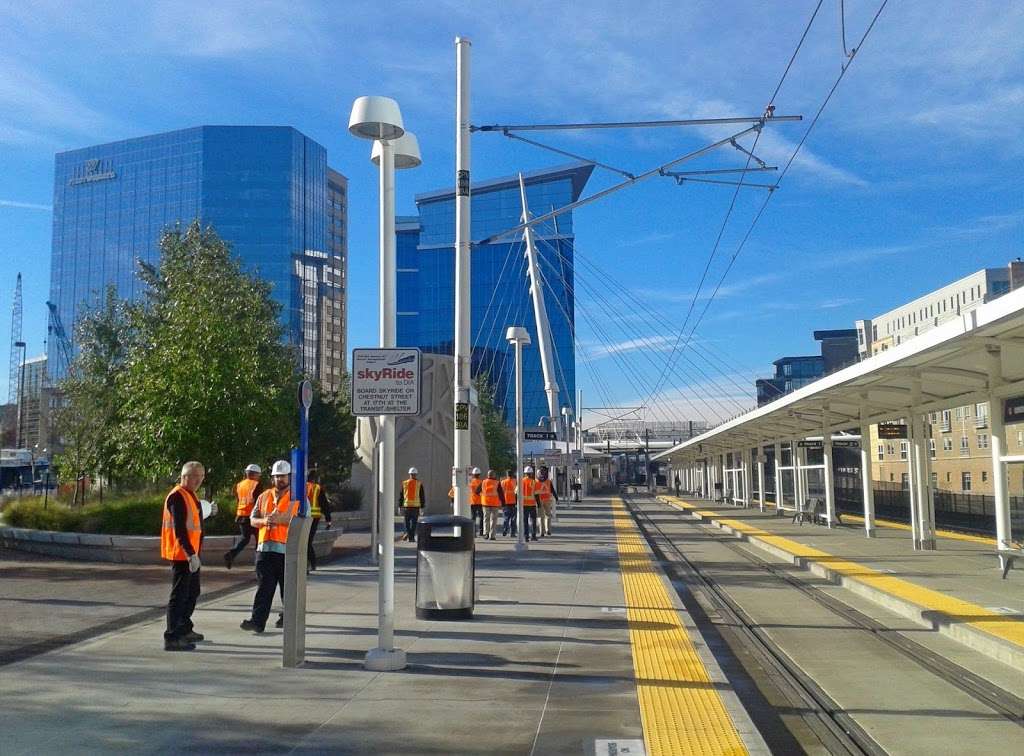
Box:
[810,498,843,526]
[776,502,812,525]
[998,547,1023,579]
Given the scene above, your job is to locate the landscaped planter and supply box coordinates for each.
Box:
[0,525,341,565]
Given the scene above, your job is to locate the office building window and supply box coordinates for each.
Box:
[1018,430,1024,446]
[930,472,937,487]
[877,444,884,461]
[946,472,951,482]
[901,473,910,490]
[928,439,936,458]
[899,441,908,460]
[943,437,953,452]
[886,443,895,456]
[977,433,989,449]
[961,471,972,491]
[960,436,969,455]
[982,471,988,483]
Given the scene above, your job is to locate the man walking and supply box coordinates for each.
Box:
[162,461,215,651]
[306,470,332,572]
[500,469,518,537]
[481,470,503,541]
[224,463,264,569]
[240,460,297,633]
[520,466,539,542]
[469,467,484,536]
[399,467,425,541]
[536,466,558,537]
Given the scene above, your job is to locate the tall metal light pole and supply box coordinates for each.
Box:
[348,95,420,673]
[452,36,473,518]
[506,327,530,553]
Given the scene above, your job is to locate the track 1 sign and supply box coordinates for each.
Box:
[351,348,422,416]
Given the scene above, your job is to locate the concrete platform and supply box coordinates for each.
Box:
[660,494,1024,669]
[0,498,764,755]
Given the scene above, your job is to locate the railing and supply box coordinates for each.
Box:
[975,415,988,429]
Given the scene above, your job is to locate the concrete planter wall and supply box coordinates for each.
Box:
[0,525,341,565]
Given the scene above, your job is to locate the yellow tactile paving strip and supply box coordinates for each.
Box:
[658,496,1024,649]
[612,498,748,756]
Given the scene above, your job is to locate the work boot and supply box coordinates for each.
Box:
[240,619,264,633]
[164,637,196,652]
[223,551,234,569]
[184,631,205,643]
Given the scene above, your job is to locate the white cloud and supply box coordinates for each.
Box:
[0,199,51,211]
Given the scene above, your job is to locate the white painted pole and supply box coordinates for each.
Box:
[365,139,405,672]
[756,443,766,512]
[916,408,936,549]
[822,409,836,527]
[742,446,753,509]
[906,407,921,550]
[452,35,472,519]
[794,439,805,514]
[513,337,528,553]
[773,440,782,508]
[859,403,876,537]
[987,345,1013,553]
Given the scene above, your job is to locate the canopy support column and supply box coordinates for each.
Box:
[859,400,876,537]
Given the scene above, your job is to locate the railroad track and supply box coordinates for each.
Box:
[623,494,1024,755]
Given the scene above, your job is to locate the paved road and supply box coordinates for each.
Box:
[0,530,371,665]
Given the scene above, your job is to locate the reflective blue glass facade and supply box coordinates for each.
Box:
[49,126,346,387]
[397,163,593,426]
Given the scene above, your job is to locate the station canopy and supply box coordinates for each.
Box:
[654,287,1024,461]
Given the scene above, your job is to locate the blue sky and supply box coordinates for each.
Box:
[1,1,1022,424]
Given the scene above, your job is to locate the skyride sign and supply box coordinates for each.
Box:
[351,348,422,416]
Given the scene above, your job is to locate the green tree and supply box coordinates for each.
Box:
[116,221,298,491]
[475,373,514,473]
[307,379,357,493]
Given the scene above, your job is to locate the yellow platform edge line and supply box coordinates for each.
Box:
[612,498,748,756]
[658,496,1024,648]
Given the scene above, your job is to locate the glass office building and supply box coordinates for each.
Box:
[397,163,593,426]
[49,126,348,390]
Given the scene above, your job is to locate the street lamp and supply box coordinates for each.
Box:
[348,95,420,673]
[506,326,531,553]
[560,405,573,511]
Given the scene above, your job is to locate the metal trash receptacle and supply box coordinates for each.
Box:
[415,515,474,620]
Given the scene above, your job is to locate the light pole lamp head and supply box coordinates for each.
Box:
[372,131,422,169]
[505,326,531,346]
[348,96,405,141]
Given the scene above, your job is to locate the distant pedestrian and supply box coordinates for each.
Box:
[224,464,264,569]
[399,467,425,541]
[520,466,539,541]
[571,475,582,502]
[240,459,298,633]
[481,470,503,540]
[469,467,484,536]
[305,470,332,572]
[674,474,681,498]
[162,461,216,651]
[536,466,558,537]
[500,469,518,537]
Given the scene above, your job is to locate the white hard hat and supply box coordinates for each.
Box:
[408,467,418,475]
[524,465,535,473]
[245,464,261,474]
[471,467,481,475]
[271,460,291,476]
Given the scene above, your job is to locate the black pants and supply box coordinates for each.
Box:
[403,508,420,540]
[227,519,255,559]
[307,517,321,570]
[251,551,285,629]
[523,507,538,540]
[502,505,517,536]
[471,504,483,535]
[165,560,201,641]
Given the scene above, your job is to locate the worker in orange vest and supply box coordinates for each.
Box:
[161,461,216,651]
[480,469,503,540]
[469,467,484,536]
[520,465,539,541]
[305,469,332,572]
[399,467,425,541]
[240,459,298,633]
[536,466,558,537]
[224,463,264,569]
[500,469,518,537]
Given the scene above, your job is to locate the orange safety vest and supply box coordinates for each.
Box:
[469,477,482,505]
[500,477,517,504]
[255,488,297,547]
[235,478,259,517]
[520,477,538,506]
[536,479,553,503]
[402,479,423,507]
[481,478,501,507]
[161,485,202,561]
[306,482,322,518]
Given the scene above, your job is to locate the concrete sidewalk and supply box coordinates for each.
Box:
[2,501,660,755]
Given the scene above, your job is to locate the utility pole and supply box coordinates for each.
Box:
[645,428,652,493]
[452,36,472,518]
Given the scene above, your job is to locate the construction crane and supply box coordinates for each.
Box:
[46,301,73,380]
[8,273,22,403]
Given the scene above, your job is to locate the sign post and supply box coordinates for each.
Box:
[352,348,421,672]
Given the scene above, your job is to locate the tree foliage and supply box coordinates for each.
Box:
[475,373,514,473]
[307,379,357,492]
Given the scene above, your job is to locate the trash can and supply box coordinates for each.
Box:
[415,514,474,620]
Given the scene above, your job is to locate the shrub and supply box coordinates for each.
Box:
[334,484,363,512]
[6,499,84,532]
